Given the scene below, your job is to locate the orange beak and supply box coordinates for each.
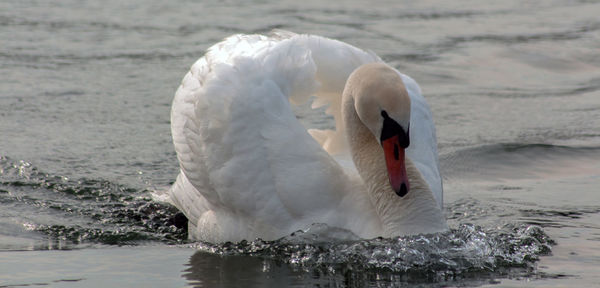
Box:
[382,135,409,197]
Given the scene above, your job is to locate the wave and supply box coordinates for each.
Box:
[0,156,187,248]
[440,143,600,181]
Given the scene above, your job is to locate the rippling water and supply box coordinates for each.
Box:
[1,0,599,287]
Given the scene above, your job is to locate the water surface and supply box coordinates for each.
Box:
[1,0,599,287]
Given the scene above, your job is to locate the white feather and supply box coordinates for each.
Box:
[168,31,443,242]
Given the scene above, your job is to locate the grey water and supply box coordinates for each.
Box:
[1,0,599,287]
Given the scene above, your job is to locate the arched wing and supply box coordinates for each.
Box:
[169,33,379,230]
[168,31,442,234]
[399,73,443,208]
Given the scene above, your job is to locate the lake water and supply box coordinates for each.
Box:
[1,0,599,287]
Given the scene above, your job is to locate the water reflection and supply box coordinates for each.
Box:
[182,251,437,288]
[184,252,321,288]
[183,250,540,288]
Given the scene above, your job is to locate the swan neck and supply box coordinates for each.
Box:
[343,96,446,236]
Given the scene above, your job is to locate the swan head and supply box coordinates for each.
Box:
[345,63,411,197]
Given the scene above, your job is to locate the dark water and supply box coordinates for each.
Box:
[1,0,599,287]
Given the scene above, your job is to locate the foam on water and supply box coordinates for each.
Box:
[193,223,553,282]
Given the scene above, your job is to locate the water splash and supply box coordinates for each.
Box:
[0,156,187,248]
[194,223,553,281]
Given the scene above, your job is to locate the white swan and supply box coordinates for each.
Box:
[166,31,447,243]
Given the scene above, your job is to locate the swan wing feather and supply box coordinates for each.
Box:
[168,31,442,240]
[169,33,375,236]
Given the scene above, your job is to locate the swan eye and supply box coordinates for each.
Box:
[380,110,410,148]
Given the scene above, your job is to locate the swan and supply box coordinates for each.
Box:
[165,31,447,243]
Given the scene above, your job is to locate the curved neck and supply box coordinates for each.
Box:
[342,96,447,237]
